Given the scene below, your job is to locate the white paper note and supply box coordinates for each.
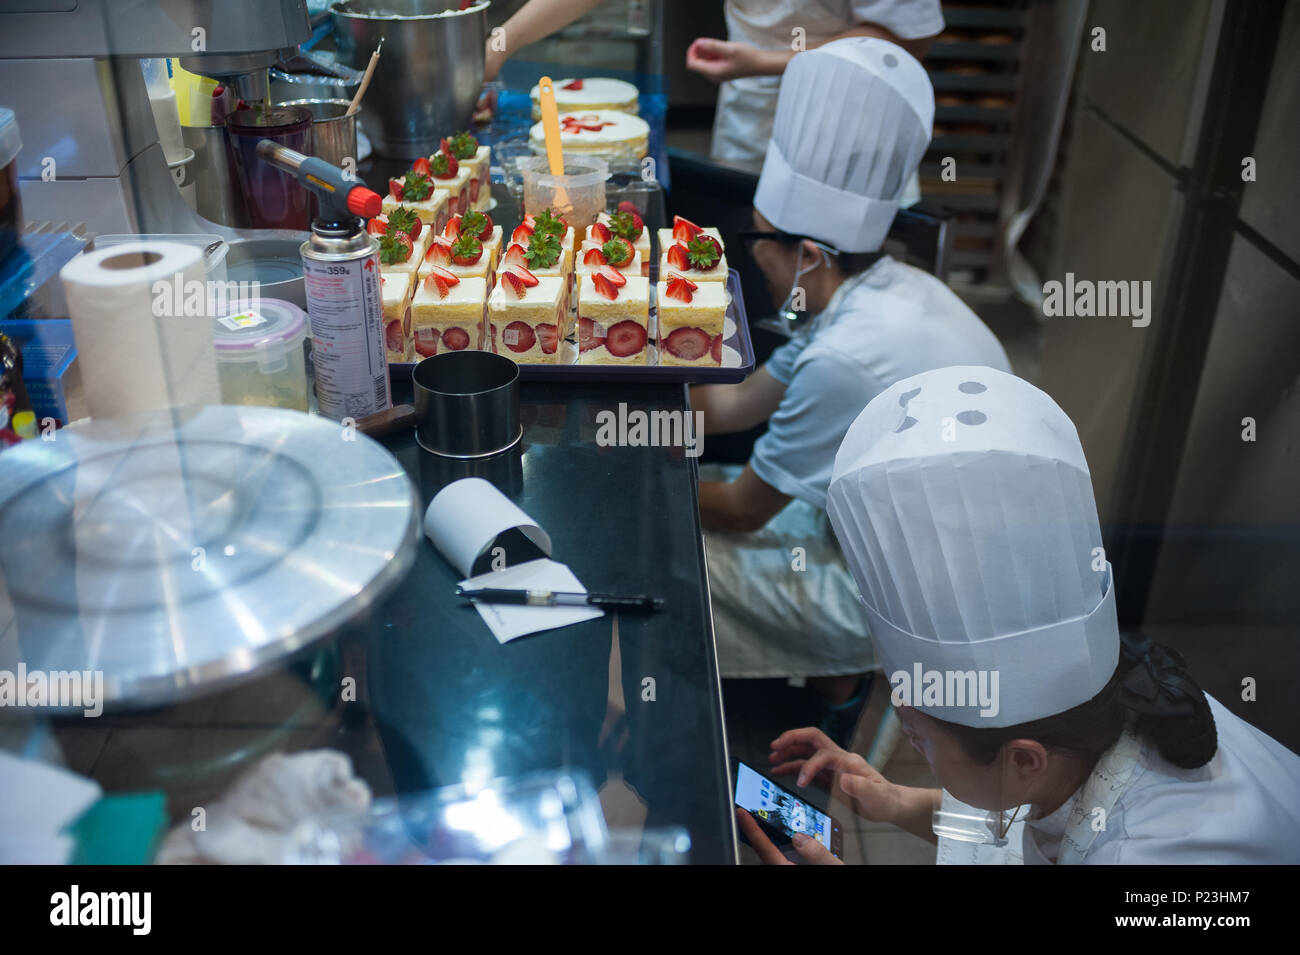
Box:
[460,558,605,643]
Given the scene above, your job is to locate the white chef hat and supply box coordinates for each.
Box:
[825,367,1120,728]
[754,37,934,253]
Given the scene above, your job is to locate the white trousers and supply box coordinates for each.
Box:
[702,464,877,679]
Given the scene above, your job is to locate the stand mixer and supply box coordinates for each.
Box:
[0,0,312,243]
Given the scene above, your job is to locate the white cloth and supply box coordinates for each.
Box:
[827,365,1118,727]
[712,0,944,167]
[1024,696,1300,865]
[155,750,371,865]
[708,260,1008,679]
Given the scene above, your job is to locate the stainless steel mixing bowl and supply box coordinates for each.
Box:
[330,0,489,159]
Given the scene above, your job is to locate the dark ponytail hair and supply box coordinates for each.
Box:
[945,632,1218,770]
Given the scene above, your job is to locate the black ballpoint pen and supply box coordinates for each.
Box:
[455,587,663,612]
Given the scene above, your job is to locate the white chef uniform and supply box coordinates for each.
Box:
[707,39,1009,680]
[826,366,1300,864]
[712,0,944,171]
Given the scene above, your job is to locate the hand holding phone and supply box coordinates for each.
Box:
[734,760,843,860]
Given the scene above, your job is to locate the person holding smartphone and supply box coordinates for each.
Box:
[741,367,1300,865]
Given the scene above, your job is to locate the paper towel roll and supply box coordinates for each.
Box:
[60,240,221,418]
[149,87,187,163]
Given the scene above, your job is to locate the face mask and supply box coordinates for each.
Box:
[779,241,835,326]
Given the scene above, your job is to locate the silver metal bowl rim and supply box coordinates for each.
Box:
[275,97,359,113]
[411,350,521,398]
[330,0,490,22]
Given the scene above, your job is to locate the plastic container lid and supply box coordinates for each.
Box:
[212,298,308,373]
[0,108,20,169]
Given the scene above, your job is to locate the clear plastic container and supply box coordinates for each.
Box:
[212,298,309,411]
[521,155,607,231]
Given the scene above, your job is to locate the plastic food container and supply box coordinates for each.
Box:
[520,155,607,231]
[212,298,310,411]
[0,108,22,266]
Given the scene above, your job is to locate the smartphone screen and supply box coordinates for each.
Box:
[734,760,841,856]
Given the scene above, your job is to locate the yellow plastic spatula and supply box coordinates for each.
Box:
[536,75,569,210]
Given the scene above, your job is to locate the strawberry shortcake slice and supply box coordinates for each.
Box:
[487,265,566,363]
[410,267,489,358]
[656,271,727,366]
[381,271,413,363]
[576,265,649,365]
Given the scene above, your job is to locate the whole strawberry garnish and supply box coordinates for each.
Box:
[617,201,640,215]
[430,151,459,180]
[386,206,422,241]
[525,230,562,269]
[398,171,433,201]
[601,238,634,268]
[447,131,479,160]
[378,231,413,265]
[608,210,643,242]
[686,234,721,270]
[532,208,567,237]
[424,265,460,299]
[450,231,483,266]
[460,209,492,240]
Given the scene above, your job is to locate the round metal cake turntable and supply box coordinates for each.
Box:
[0,405,419,711]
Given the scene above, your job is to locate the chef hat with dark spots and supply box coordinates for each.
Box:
[826,366,1120,727]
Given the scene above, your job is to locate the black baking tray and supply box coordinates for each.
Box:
[389,268,756,385]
